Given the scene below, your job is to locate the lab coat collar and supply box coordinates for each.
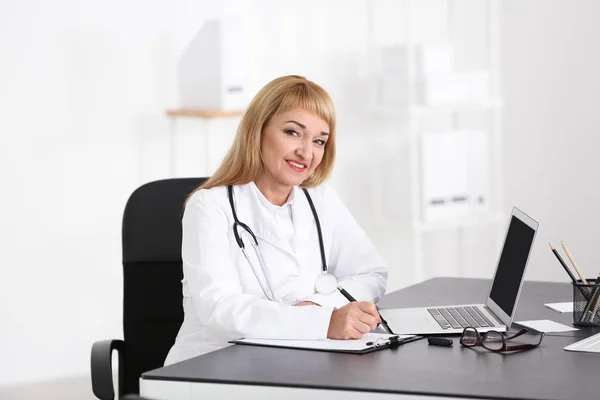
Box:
[233,183,314,256]
[250,181,296,216]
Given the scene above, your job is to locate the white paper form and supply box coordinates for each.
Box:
[544,302,573,313]
[515,319,578,333]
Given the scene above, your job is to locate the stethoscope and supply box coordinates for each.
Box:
[227,185,339,301]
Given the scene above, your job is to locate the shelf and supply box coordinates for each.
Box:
[414,212,505,232]
[165,108,245,119]
[409,98,504,116]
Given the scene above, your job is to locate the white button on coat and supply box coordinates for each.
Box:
[165,182,388,365]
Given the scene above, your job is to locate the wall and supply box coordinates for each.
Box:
[0,0,176,385]
[501,0,600,282]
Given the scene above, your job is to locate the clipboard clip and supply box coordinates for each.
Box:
[372,335,423,349]
[373,335,402,349]
[388,336,402,349]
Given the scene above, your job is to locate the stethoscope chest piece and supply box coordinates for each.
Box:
[315,272,338,295]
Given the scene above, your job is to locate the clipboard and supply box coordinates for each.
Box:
[230,333,424,354]
[564,332,600,354]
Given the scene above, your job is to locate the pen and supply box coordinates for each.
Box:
[337,286,395,334]
[549,243,578,283]
[549,243,590,302]
[561,242,588,284]
[337,285,357,302]
[428,337,453,347]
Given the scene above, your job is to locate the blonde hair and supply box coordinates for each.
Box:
[189,75,336,198]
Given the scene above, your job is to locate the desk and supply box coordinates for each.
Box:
[141,278,600,400]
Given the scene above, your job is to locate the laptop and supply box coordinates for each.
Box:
[380,207,538,335]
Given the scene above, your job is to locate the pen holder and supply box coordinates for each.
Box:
[572,279,600,327]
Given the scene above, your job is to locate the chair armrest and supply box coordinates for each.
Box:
[91,339,125,400]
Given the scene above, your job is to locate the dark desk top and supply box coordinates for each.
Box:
[143,278,600,400]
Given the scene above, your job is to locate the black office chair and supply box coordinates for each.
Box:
[91,178,208,400]
[121,396,160,400]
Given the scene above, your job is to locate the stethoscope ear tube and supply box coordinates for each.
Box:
[229,185,274,300]
[301,188,328,274]
[229,185,258,249]
[236,221,258,247]
[229,185,245,249]
[302,189,339,295]
[240,246,275,301]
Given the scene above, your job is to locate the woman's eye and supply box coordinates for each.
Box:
[285,129,299,137]
[314,140,326,146]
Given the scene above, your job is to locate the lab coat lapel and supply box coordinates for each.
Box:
[234,183,295,257]
[290,187,316,255]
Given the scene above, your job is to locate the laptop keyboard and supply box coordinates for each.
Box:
[427,306,495,330]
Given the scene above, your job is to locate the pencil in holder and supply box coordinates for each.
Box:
[572,279,600,326]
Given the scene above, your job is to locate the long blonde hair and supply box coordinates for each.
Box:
[189,75,336,197]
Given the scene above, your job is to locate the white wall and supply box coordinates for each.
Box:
[0,0,176,386]
[501,0,600,282]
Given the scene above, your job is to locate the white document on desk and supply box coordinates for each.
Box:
[564,332,600,354]
[515,319,578,333]
[544,302,573,313]
[230,333,417,354]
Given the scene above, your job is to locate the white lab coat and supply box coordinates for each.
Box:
[164,182,388,365]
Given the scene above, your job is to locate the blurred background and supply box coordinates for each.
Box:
[1,0,600,398]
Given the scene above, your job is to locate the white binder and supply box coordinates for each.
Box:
[178,14,251,111]
[420,130,490,222]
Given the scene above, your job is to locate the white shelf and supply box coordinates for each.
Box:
[414,212,505,232]
[165,108,244,119]
[409,98,504,116]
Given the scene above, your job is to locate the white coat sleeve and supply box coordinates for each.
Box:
[182,190,334,339]
[302,186,388,308]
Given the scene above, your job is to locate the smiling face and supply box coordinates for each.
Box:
[258,108,330,193]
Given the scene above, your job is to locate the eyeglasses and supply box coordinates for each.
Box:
[460,327,544,352]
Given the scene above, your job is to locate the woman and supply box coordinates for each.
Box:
[165,75,388,365]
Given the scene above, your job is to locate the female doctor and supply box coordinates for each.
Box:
[165,75,388,365]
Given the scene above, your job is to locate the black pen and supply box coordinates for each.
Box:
[337,286,395,334]
[549,243,590,301]
[549,243,578,283]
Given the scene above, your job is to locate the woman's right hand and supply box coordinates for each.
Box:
[327,302,381,339]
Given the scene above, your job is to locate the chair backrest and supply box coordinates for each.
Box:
[121,177,207,394]
[122,395,160,400]
[122,395,159,400]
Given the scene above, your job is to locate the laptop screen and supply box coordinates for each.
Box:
[488,215,537,316]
